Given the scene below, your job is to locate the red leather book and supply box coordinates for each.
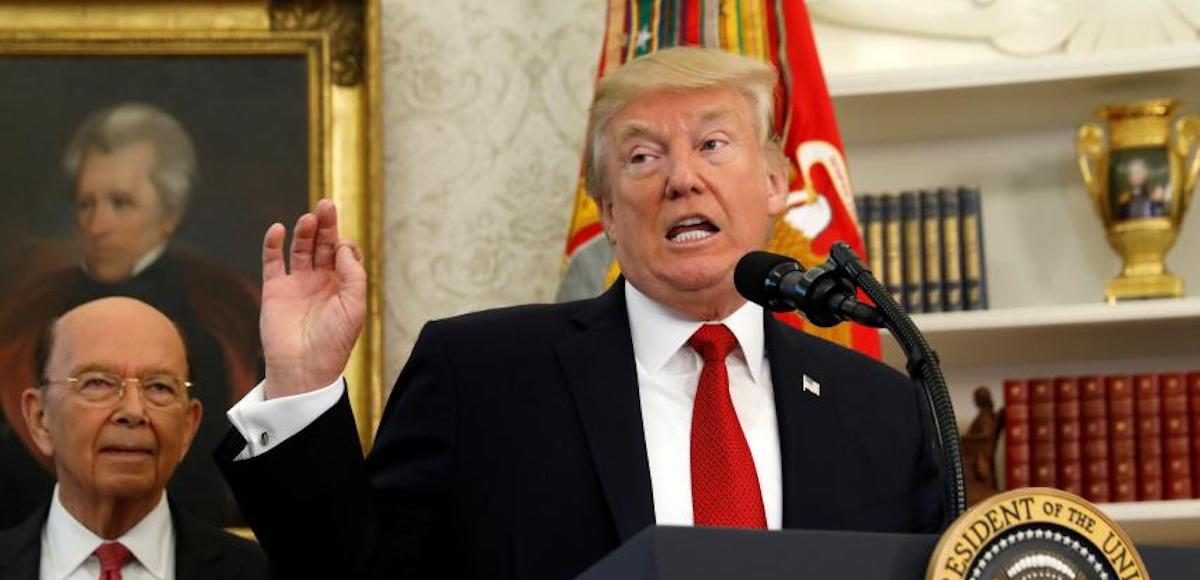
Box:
[1004,379,1031,490]
[1030,378,1057,488]
[1107,375,1136,502]
[1189,371,1200,498]
[1079,376,1110,502]
[1133,373,1163,501]
[1160,372,1192,500]
[1054,377,1082,496]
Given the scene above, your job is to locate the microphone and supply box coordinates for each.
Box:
[734,251,885,328]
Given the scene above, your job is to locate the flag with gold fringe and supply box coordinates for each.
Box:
[558,0,880,358]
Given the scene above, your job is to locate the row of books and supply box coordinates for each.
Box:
[854,187,989,313]
[1003,372,1200,503]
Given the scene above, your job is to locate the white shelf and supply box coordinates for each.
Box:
[829,45,1200,146]
[881,297,1200,368]
[828,45,1200,98]
[1099,499,1200,547]
[911,297,1200,332]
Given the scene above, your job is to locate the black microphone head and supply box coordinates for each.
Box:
[735,251,800,312]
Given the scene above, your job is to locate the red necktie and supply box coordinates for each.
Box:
[95,542,132,580]
[688,324,767,528]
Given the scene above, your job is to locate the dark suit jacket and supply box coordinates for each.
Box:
[218,284,943,579]
[0,498,271,579]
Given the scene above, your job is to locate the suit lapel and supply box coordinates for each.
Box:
[555,283,655,542]
[170,501,226,580]
[0,506,46,579]
[765,316,844,529]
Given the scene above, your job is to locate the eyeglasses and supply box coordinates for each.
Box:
[43,371,193,408]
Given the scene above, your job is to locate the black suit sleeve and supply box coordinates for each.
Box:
[216,322,456,579]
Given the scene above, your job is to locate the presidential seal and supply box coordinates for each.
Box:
[927,488,1149,580]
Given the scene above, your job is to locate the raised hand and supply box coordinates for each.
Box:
[260,199,367,399]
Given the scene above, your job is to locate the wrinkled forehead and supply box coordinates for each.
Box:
[606,87,757,144]
[613,107,744,143]
[75,142,160,190]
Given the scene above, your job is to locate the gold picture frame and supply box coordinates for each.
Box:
[0,0,381,532]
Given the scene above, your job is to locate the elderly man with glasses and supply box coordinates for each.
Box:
[0,297,268,579]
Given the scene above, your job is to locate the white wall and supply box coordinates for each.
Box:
[379,0,605,384]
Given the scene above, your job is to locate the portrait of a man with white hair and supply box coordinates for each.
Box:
[0,102,263,530]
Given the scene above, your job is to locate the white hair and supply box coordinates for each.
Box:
[63,102,197,216]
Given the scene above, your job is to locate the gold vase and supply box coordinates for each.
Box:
[1077,98,1200,302]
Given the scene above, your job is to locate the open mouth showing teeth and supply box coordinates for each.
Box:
[667,217,719,243]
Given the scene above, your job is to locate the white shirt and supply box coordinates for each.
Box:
[227,282,783,528]
[41,485,174,580]
[80,243,166,278]
[624,282,781,529]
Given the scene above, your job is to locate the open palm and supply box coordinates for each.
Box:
[260,199,367,399]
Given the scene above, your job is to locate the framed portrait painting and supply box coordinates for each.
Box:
[0,0,382,531]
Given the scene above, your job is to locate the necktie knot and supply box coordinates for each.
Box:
[688,324,738,363]
[95,542,132,577]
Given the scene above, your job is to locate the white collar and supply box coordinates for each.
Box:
[44,484,173,580]
[624,280,767,384]
[79,243,166,278]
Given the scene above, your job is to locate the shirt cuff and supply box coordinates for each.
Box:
[226,377,345,460]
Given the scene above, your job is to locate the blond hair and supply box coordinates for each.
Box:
[583,47,781,201]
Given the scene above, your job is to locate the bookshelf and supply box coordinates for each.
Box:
[836,45,1200,546]
[881,298,1200,367]
[881,298,1200,432]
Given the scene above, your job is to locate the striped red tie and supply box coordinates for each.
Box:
[688,324,767,528]
[95,542,132,580]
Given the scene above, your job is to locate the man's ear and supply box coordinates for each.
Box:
[21,388,55,458]
[179,399,203,461]
[159,210,182,238]
[597,194,617,244]
[765,153,789,217]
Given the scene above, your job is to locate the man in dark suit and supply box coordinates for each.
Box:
[218,47,943,579]
[0,297,269,579]
[0,500,268,580]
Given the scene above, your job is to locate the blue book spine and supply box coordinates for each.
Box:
[959,186,989,310]
[939,187,963,312]
[882,193,904,307]
[920,190,943,313]
[863,195,885,282]
[900,191,924,314]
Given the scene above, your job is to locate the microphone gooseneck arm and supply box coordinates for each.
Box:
[826,242,966,526]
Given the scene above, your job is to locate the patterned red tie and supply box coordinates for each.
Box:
[688,324,767,528]
[95,542,132,580]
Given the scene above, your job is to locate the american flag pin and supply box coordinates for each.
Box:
[802,374,821,397]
